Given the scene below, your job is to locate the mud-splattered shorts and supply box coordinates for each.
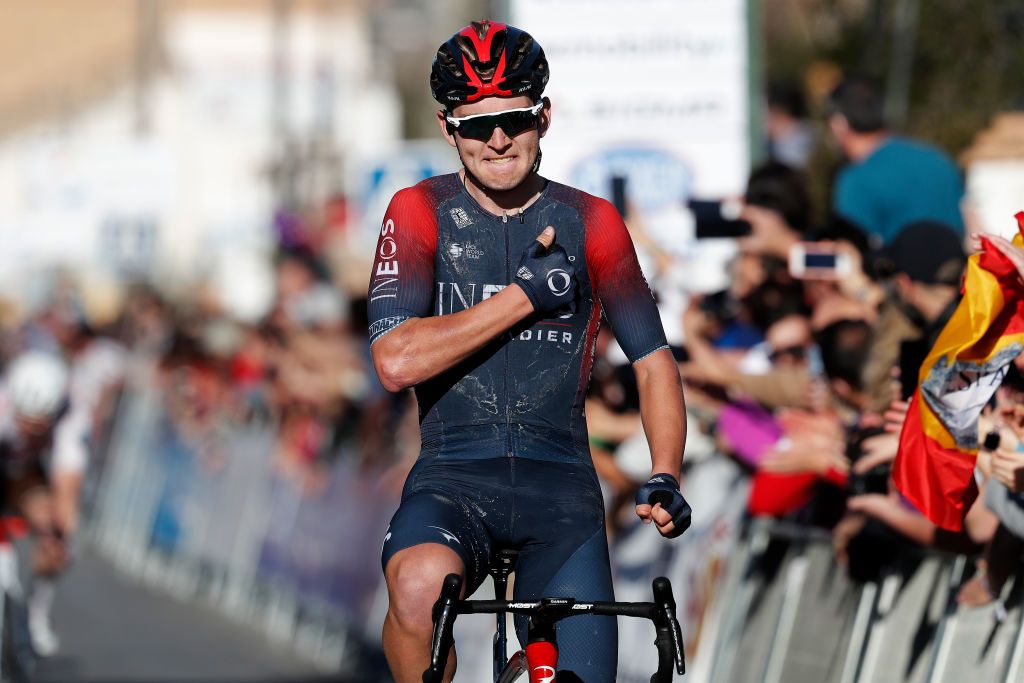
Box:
[382,456,617,682]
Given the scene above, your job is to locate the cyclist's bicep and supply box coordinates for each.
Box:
[585,200,667,363]
[368,188,438,345]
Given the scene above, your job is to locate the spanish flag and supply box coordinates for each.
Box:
[893,213,1024,531]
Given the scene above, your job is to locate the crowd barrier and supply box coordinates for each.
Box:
[695,519,1024,683]
[86,363,1021,682]
[88,365,394,680]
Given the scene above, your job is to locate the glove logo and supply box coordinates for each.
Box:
[532,666,556,683]
[546,269,572,296]
[517,266,535,281]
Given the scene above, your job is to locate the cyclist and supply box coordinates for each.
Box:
[369,21,691,682]
[0,351,75,656]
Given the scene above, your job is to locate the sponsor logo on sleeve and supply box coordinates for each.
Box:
[371,218,399,302]
[369,316,409,341]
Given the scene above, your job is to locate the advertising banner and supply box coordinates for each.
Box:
[511,0,750,208]
[511,0,753,340]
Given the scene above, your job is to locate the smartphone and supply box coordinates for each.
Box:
[788,242,852,279]
[610,175,628,216]
[689,199,752,239]
[983,431,1002,452]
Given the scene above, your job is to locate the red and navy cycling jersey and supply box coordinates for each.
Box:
[368,173,668,463]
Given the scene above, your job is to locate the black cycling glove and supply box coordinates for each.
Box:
[513,238,577,314]
[636,473,692,538]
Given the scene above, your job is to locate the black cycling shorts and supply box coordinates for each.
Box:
[382,456,617,682]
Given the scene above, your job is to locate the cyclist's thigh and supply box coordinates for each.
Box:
[512,462,616,683]
[382,461,502,594]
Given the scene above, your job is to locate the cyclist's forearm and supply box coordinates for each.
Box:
[635,349,686,476]
[372,285,534,392]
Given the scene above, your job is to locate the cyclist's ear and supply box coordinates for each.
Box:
[538,97,552,139]
[437,109,457,148]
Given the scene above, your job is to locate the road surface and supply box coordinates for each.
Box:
[33,548,335,682]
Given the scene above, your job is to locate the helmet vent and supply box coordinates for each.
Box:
[507,35,533,74]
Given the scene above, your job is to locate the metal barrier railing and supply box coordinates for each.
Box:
[88,366,393,678]
[698,517,1023,683]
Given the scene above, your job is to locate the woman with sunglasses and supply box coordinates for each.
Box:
[368,21,691,683]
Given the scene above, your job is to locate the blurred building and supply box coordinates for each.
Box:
[0,0,404,315]
[961,113,1024,240]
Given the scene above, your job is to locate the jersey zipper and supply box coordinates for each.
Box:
[504,215,513,458]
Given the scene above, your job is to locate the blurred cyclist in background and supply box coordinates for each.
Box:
[369,20,690,682]
[0,351,76,656]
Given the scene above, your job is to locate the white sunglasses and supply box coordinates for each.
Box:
[444,102,545,139]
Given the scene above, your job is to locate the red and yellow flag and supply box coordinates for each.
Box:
[893,213,1024,531]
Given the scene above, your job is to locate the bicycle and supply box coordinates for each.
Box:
[422,548,686,683]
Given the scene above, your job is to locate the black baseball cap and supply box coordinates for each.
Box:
[876,220,965,285]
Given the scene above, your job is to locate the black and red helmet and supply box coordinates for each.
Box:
[430,21,549,108]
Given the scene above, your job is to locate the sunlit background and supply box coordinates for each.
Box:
[3,1,1024,681]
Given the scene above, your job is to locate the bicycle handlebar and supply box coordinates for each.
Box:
[423,575,685,682]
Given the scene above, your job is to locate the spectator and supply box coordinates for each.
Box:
[766,81,814,169]
[739,161,813,259]
[861,220,967,410]
[883,221,966,331]
[960,368,1024,607]
[826,76,965,246]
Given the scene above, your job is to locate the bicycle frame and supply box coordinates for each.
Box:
[423,573,686,683]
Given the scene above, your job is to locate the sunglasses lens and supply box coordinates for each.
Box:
[500,110,540,136]
[457,117,498,140]
[455,110,538,140]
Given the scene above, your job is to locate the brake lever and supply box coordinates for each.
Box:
[652,577,686,676]
[424,573,463,683]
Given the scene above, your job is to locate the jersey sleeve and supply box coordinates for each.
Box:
[585,199,669,363]
[367,187,438,345]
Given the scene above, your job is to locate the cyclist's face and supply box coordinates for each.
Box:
[438,95,550,193]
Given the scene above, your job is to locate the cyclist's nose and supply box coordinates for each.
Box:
[488,125,512,149]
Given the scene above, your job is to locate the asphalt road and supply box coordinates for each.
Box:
[32,549,331,683]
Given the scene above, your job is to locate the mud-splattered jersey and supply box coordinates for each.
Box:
[367,173,668,463]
